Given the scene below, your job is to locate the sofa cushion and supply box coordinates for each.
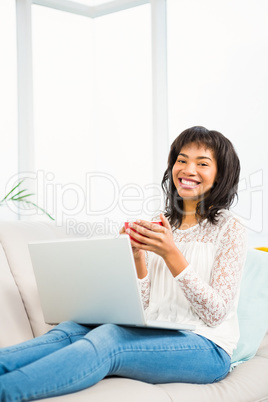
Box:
[0,244,33,347]
[231,248,268,365]
[45,377,171,402]
[158,355,268,402]
[0,221,70,339]
[256,332,268,358]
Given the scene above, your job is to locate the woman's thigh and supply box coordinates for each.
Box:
[86,324,231,384]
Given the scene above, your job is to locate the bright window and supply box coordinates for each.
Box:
[32,4,153,232]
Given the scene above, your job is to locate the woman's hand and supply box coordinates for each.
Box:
[125,213,189,277]
[125,214,175,259]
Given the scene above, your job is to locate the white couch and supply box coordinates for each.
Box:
[0,221,268,402]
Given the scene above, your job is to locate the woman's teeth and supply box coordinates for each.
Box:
[180,179,199,186]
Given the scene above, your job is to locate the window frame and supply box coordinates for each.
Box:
[16,0,169,189]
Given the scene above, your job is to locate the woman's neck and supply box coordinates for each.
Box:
[179,214,198,230]
[179,200,198,230]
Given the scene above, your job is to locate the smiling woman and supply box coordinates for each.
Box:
[162,126,240,229]
[0,126,249,400]
[172,144,217,202]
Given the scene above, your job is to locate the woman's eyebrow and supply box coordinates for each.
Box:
[196,156,212,161]
[178,153,212,161]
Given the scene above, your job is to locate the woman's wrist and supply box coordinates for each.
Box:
[134,252,148,279]
[163,246,189,277]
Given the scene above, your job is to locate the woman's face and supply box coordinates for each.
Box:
[172,142,218,202]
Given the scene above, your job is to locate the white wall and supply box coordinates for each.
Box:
[167,0,268,239]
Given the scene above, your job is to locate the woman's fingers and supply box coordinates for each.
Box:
[119,226,126,235]
[128,223,161,241]
[135,220,164,233]
[126,224,149,243]
[125,218,173,255]
[121,216,170,240]
[126,222,166,251]
[160,213,172,231]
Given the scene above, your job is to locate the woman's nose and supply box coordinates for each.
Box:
[182,162,196,175]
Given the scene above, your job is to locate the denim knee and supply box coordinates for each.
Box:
[48,321,90,339]
[83,324,123,351]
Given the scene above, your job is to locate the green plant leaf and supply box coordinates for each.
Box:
[0,179,25,203]
[1,179,54,221]
[11,193,35,201]
[21,200,55,221]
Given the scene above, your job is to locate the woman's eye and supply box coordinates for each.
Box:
[177,159,186,163]
[199,163,208,167]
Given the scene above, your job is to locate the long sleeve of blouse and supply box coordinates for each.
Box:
[138,212,247,327]
[176,217,247,327]
[138,252,151,310]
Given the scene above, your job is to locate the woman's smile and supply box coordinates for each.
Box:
[179,178,201,189]
[172,143,218,202]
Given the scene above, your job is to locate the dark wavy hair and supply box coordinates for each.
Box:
[161,126,240,228]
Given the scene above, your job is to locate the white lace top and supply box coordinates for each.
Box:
[138,210,247,356]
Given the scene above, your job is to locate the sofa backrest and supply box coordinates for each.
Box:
[0,221,71,347]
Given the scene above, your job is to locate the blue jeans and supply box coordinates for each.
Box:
[0,321,230,401]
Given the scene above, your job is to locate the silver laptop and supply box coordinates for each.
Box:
[28,235,195,331]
